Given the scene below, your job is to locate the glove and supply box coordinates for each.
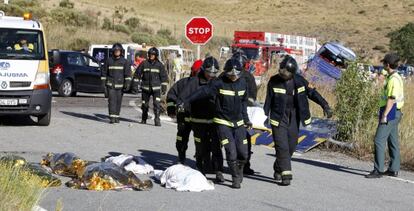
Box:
[245,121,253,129]
[161,84,168,95]
[177,103,186,113]
[323,107,333,119]
[123,82,131,92]
[380,116,388,124]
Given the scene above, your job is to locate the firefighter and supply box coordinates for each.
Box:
[187,57,224,182]
[133,47,168,126]
[232,51,258,175]
[264,55,332,186]
[166,72,200,164]
[181,57,251,189]
[101,43,131,124]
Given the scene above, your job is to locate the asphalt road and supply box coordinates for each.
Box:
[1,93,414,211]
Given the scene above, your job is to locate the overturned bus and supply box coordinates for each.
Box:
[306,42,356,81]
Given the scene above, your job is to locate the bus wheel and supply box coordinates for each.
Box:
[37,108,51,126]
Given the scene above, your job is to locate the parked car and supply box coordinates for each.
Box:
[48,50,106,97]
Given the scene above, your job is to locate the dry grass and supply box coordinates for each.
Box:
[42,0,414,61]
[0,163,45,211]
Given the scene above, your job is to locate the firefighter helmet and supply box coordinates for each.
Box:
[202,56,219,77]
[224,58,243,78]
[279,55,298,80]
[232,49,249,69]
[148,47,159,58]
[112,43,123,51]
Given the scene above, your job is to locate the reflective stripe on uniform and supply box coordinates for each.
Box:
[101,77,107,80]
[304,118,312,125]
[161,82,168,86]
[243,139,248,144]
[281,171,292,176]
[270,119,279,127]
[213,118,234,127]
[191,118,213,124]
[297,86,305,94]
[184,117,191,122]
[167,102,175,107]
[273,88,286,94]
[176,136,183,141]
[238,90,246,96]
[109,114,119,118]
[194,137,201,143]
[108,66,124,70]
[143,68,151,72]
[237,120,244,127]
[142,86,161,91]
[155,97,161,102]
[133,78,140,82]
[143,68,160,73]
[124,77,132,81]
[219,89,235,96]
[221,139,229,145]
[114,84,123,88]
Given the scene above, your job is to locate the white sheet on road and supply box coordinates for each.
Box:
[247,107,268,128]
[105,154,154,175]
[154,164,214,192]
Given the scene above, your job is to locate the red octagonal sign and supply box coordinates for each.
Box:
[185,17,214,45]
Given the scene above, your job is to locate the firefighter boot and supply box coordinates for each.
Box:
[228,161,241,189]
[281,172,293,186]
[215,171,225,183]
[238,160,246,184]
[109,117,116,124]
[141,109,148,124]
[154,111,161,127]
[178,151,186,164]
[115,117,120,124]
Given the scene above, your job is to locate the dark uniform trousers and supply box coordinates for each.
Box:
[108,88,123,118]
[141,88,161,119]
[176,113,192,163]
[271,109,299,174]
[192,123,223,173]
[217,125,248,163]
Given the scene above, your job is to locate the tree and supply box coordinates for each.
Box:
[388,22,414,64]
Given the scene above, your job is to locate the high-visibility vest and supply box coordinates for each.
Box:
[379,71,404,109]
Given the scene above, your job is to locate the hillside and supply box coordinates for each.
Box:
[24,0,414,60]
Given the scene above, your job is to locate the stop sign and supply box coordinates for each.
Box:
[185,17,213,45]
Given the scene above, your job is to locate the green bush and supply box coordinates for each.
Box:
[102,17,113,30]
[114,24,131,35]
[335,61,380,142]
[66,38,90,51]
[49,8,94,27]
[131,33,153,45]
[125,17,141,30]
[388,22,414,64]
[59,0,74,9]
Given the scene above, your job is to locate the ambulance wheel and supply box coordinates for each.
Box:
[58,79,73,97]
[37,109,51,126]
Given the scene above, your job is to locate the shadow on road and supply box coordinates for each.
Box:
[61,111,107,123]
[138,149,197,170]
[60,111,140,124]
[266,153,368,176]
[0,115,38,126]
[289,156,369,176]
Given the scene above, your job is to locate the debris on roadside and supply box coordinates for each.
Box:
[40,152,88,178]
[0,155,62,187]
[154,164,214,192]
[105,154,154,175]
[66,162,153,191]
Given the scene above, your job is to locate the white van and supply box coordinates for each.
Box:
[88,43,141,65]
[0,11,52,126]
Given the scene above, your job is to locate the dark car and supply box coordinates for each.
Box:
[48,50,107,97]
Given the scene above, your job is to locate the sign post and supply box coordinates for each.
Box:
[185,17,214,60]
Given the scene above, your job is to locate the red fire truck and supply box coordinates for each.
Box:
[231,31,312,76]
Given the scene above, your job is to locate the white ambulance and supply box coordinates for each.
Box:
[0,11,52,126]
